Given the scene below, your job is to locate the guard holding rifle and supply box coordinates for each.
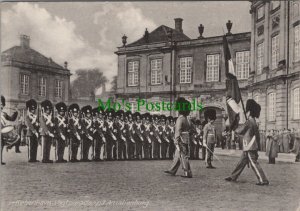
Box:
[40,100,55,163]
[25,99,39,162]
[68,103,81,162]
[81,105,94,162]
[54,102,68,163]
[164,97,193,178]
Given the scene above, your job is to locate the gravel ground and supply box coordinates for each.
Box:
[0,146,299,211]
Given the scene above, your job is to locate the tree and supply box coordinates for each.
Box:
[71,68,108,99]
[110,75,117,93]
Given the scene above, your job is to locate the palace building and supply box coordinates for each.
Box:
[115,18,251,137]
[0,35,71,119]
[248,1,300,131]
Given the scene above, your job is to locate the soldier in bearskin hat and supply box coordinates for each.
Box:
[80,105,94,162]
[203,108,217,168]
[40,100,55,163]
[68,103,81,162]
[152,114,161,159]
[106,109,118,160]
[54,102,68,163]
[116,110,127,160]
[159,115,169,160]
[166,116,175,159]
[92,107,104,161]
[225,99,269,185]
[126,111,136,160]
[132,112,144,160]
[25,99,39,162]
[165,97,193,178]
[143,113,153,160]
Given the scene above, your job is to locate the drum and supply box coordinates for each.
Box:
[1,125,20,146]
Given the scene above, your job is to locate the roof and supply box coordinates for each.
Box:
[2,46,66,70]
[126,25,191,47]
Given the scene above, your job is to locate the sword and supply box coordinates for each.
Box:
[204,144,225,166]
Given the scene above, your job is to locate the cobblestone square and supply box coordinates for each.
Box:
[0,147,300,211]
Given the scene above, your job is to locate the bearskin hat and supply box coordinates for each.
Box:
[26,99,37,110]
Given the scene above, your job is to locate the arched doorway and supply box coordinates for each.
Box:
[199,106,225,146]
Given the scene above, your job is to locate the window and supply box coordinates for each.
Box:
[271,35,279,69]
[257,43,264,74]
[236,51,250,80]
[20,74,29,95]
[293,1,299,18]
[268,92,276,121]
[293,88,300,119]
[271,1,280,10]
[254,95,259,104]
[179,57,192,83]
[127,61,139,86]
[151,59,162,85]
[38,77,47,97]
[55,80,63,98]
[206,54,219,82]
[294,25,300,62]
[257,6,264,20]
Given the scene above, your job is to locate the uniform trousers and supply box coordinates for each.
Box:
[228,151,268,183]
[143,141,152,159]
[27,135,38,161]
[56,137,66,161]
[168,143,192,176]
[117,139,127,160]
[205,142,215,166]
[81,136,92,160]
[41,135,52,161]
[69,136,80,161]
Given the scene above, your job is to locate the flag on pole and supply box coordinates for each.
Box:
[223,35,243,130]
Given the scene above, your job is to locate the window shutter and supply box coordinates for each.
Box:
[219,57,221,82]
[204,60,206,82]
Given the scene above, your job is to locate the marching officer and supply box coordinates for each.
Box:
[25,99,39,162]
[164,97,193,178]
[68,103,81,162]
[225,99,269,185]
[40,100,55,163]
[81,105,94,162]
[54,102,68,163]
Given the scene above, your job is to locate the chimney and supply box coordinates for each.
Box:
[20,35,30,48]
[174,18,183,33]
[64,61,68,69]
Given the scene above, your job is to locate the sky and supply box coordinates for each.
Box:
[1,1,251,92]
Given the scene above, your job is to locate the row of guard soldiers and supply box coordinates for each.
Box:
[25,99,205,163]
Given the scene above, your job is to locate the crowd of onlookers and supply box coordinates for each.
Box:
[219,128,300,163]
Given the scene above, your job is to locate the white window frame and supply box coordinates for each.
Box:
[236,51,250,80]
[206,54,219,82]
[127,61,139,87]
[179,57,192,84]
[20,74,29,95]
[271,35,280,70]
[268,92,276,121]
[55,80,63,98]
[293,88,300,119]
[294,25,300,62]
[151,59,162,85]
[38,77,47,97]
[293,1,299,18]
[257,42,264,74]
[271,1,280,10]
[257,5,264,20]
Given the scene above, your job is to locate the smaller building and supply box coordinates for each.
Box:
[1,35,71,118]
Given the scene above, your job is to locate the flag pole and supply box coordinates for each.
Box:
[238,86,248,121]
